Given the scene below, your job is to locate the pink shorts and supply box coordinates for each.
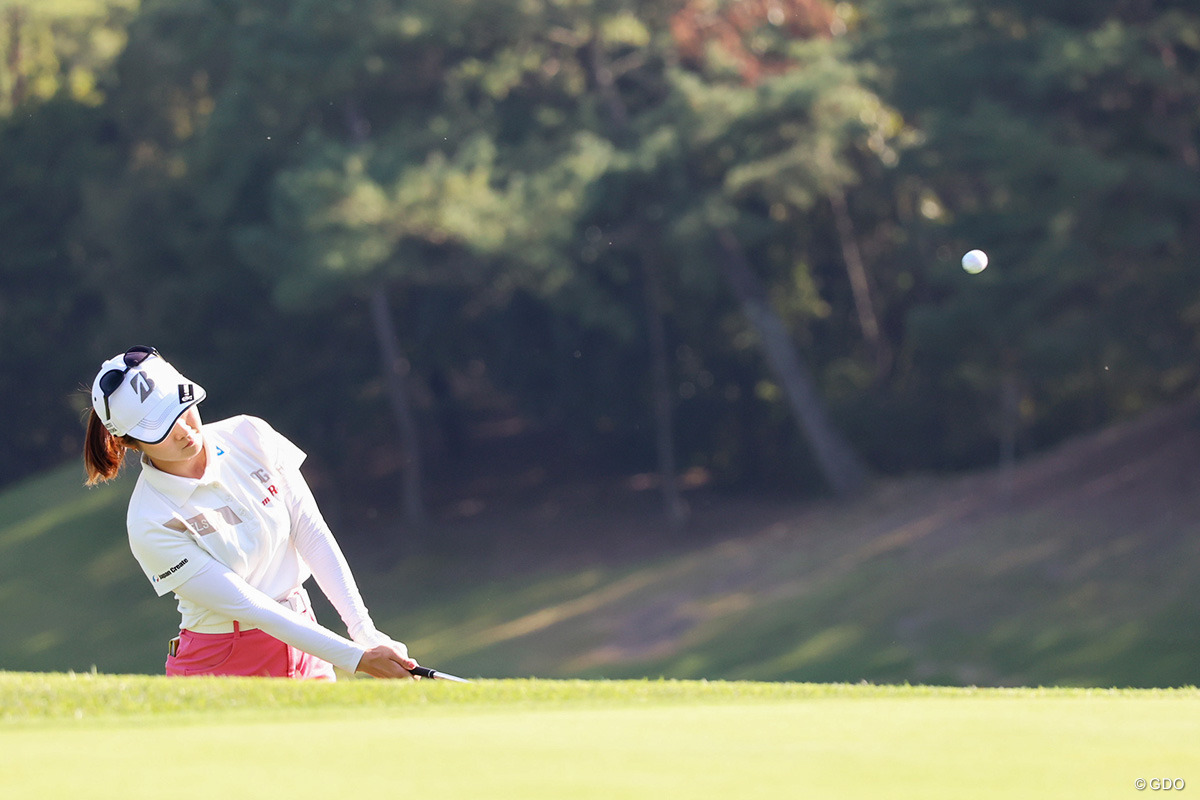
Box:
[166,605,337,680]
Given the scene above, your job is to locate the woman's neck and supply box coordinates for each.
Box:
[147,444,208,480]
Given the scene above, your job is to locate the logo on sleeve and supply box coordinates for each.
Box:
[151,558,189,583]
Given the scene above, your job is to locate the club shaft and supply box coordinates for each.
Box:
[409,665,470,682]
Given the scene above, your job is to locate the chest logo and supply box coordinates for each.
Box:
[251,468,280,505]
[215,506,244,525]
[184,507,243,536]
[186,513,213,535]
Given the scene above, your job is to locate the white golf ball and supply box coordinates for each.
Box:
[961,249,988,274]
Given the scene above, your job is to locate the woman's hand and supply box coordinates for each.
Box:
[355,643,419,679]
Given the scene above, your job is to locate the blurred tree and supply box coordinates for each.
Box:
[577,3,891,497]
[231,0,675,533]
[0,1,145,485]
[4,0,1199,527]
[0,98,120,483]
[0,0,136,115]
[31,0,888,508]
[856,0,1200,466]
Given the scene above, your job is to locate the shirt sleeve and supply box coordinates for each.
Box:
[249,416,406,654]
[283,464,401,652]
[128,515,208,597]
[248,415,307,474]
[173,558,367,673]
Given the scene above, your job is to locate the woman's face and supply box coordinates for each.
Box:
[135,405,205,476]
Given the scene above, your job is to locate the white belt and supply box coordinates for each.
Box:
[184,587,308,634]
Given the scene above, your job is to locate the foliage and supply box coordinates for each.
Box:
[0,98,121,476]
[0,0,136,114]
[855,0,1200,462]
[1,0,1198,503]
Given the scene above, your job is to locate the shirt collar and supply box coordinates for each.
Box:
[138,434,220,507]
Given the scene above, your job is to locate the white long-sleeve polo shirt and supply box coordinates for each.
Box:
[126,414,395,673]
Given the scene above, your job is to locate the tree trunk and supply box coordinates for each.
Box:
[368,285,427,534]
[586,34,629,135]
[829,189,891,379]
[716,228,868,498]
[585,32,684,526]
[6,6,27,110]
[999,364,1020,505]
[640,252,689,531]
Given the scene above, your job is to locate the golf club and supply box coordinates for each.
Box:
[409,665,471,683]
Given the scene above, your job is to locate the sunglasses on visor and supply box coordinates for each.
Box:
[99,345,159,421]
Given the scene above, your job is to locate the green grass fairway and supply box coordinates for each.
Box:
[2,674,1196,799]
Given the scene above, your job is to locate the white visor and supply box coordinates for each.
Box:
[91,349,206,443]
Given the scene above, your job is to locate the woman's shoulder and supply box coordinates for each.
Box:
[207,415,304,470]
[205,414,286,446]
[205,414,271,434]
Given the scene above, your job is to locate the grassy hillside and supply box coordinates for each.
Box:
[0,465,175,673]
[3,403,1199,685]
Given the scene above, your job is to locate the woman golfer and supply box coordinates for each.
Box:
[83,345,418,680]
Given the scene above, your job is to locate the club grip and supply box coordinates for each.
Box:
[408,665,437,679]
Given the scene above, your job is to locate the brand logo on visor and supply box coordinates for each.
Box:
[131,372,155,402]
[179,384,195,403]
[98,345,159,421]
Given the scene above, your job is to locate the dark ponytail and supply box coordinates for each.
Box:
[83,410,136,485]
